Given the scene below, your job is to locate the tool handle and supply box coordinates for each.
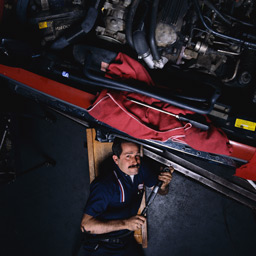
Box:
[178,114,209,130]
[141,166,171,216]
[156,166,171,187]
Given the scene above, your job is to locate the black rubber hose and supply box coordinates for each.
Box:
[136,0,150,31]
[16,0,30,24]
[149,0,161,61]
[133,30,150,57]
[125,0,142,48]
[193,0,256,49]
[48,67,130,92]
[83,54,219,114]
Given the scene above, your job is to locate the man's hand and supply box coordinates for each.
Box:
[158,166,174,195]
[124,215,146,231]
[81,214,90,233]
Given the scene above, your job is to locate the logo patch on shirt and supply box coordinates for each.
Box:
[138,184,144,190]
[137,183,144,195]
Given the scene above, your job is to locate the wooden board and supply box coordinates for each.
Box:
[86,128,147,248]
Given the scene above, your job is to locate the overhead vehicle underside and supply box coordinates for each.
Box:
[0,0,256,172]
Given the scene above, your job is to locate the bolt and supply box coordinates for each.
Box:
[239,71,252,85]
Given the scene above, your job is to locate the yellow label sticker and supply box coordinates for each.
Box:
[235,118,256,131]
[38,21,49,29]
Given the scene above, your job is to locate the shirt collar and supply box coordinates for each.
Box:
[114,165,137,184]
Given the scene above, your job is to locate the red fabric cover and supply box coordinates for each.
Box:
[88,52,232,156]
[105,52,155,86]
[235,151,256,181]
[104,52,256,181]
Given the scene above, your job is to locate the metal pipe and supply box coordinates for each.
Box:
[204,0,232,26]
[126,96,209,130]
[193,0,256,49]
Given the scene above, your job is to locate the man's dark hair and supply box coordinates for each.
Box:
[112,138,139,158]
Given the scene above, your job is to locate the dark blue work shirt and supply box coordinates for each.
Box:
[84,161,158,221]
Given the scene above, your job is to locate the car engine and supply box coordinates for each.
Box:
[1,0,256,98]
[89,0,256,89]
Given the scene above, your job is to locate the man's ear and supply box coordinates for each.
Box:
[112,155,118,165]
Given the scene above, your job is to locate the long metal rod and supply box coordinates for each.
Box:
[48,107,90,127]
[128,97,178,118]
[247,180,256,191]
[163,150,256,202]
[127,96,209,130]
[143,148,256,210]
[0,128,8,151]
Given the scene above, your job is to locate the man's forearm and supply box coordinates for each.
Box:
[81,214,146,234]
[81,214,127,234]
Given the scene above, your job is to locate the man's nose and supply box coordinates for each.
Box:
[131,156,138,164]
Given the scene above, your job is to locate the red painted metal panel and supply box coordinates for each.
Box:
[229,140,256,162]
[0,64,96,109]
[1,64,256,164]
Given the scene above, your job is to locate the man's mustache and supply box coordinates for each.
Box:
[128,164,140,169]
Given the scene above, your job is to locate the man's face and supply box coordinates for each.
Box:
[112,142,141,175]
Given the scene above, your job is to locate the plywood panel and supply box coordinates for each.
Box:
[86,128,147,247]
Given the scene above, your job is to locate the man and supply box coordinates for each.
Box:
[80,138,173,255]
